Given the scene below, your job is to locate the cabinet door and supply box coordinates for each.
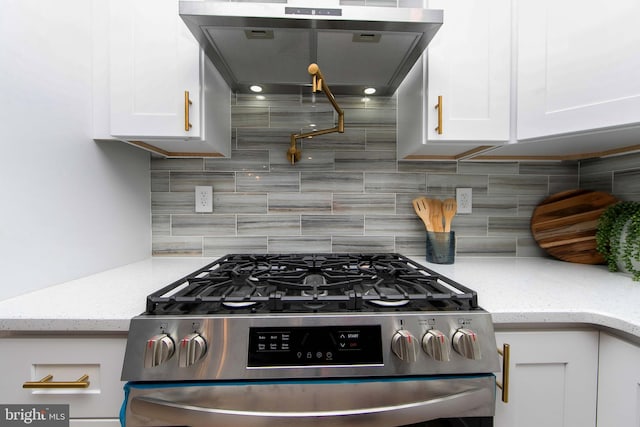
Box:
[110,0,201,139]
[426,0,511,141]
[597,333,640,427]
[494,330,598,427]
[0,337,126,418]
[517,0,640,140]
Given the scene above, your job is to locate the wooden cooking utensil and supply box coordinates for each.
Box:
[412,197,433,231]
[442,198,457,232]
[429,199,444,232]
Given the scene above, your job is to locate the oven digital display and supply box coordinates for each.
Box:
[248,325,383,367]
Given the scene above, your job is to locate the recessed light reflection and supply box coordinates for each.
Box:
[256,95,265,100]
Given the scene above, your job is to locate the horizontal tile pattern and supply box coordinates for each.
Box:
[152,215,170,236]
[301,172,363,193]
[151,157,203,171]
[580,152,640,175]
[301,215,364,235]
[152,192,194,214]
[365,128,396,151]
[579,172,613,193]
[268,236,332,253]
[520,161,578,176]
[332,236,395,253]
[152,236,202,256]
[204,237,267,255]
[333,193,396,214]
[170,172,236,192]
[153,94,640,258]
[428,174,488,194]
[302,128,366,151]
[365,173,425,193]
[336,151,396,172]
[172,215,236,236]
[549,175,580,194]
[459,161,518,175]
[270,149,335,172]
[151,171,170,192]
[269,193,332,214]
[213,193,267,214]
[614,170,640,194]
[488,175,548,195]
[235,128,293,151]
[398,161,457,174]
[204,150,269,172]
[237,215,300,236]
[365,215,423,236]
[236,172,299,192]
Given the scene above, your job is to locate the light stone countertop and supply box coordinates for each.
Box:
[1,256,639,339]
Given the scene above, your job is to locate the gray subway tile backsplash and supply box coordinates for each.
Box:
[333,193,396,215]
[268,193,332,214]
[172,214,236,236]
[150,94,640,258]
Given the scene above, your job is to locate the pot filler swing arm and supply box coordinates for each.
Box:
[287,63,345,165]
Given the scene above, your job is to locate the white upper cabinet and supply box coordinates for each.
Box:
[110,0,200,139]
[426,0,511,142]
[517,0,640,140]
[105,0,230,157]
[397,0,511,159]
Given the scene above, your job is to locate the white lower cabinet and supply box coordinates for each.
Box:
[0,336,127,420]
[596,332,640,427]
[494,330,599,427]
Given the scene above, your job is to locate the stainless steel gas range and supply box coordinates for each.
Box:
[120,253,500,427]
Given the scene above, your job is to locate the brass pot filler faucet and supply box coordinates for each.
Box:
[287,63,345,165]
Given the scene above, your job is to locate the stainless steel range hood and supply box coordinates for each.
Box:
[179,0,443,96]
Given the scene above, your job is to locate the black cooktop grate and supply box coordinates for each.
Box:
[145,253,479,315]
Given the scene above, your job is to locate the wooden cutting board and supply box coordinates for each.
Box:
[530,189,619,264]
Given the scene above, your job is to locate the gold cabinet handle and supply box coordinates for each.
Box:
[184,90,193,131]
[496,344,510,403]
[434,95,443,134]
[23,374,90,389]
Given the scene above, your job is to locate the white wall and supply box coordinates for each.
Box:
[0,0,151,299]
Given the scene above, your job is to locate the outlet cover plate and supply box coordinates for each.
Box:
[195,186,213,213]
[456,188,472,214]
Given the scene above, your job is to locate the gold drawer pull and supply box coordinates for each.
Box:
[434,95,443,134]
[496,343,510,403]
[23,374,90,389]
[184,90,193,131]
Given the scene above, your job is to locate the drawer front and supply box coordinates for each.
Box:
[0,337,126,418]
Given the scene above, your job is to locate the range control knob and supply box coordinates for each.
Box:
[452,328,481,360]
[144,334,175,368]
[179,333,207,367]
[391,330,418,363]
[422,329,451,362]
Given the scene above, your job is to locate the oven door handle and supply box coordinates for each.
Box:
[130,387,492,426]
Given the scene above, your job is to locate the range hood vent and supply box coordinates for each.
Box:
[179,0,443,96]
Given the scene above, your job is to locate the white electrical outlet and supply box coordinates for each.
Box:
[195,186,213,213]
[456,188,472,214]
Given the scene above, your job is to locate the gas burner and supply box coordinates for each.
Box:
[364,287,409,307]
[145,253,479,315]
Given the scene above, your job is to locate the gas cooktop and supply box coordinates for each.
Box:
[122,253,499,383]
[145,253,480,315]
